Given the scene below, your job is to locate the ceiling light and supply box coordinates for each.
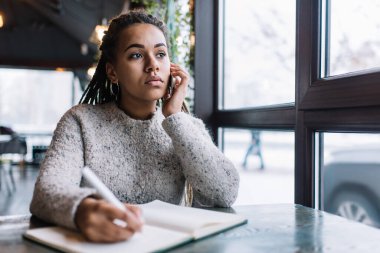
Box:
[87,66,96,77]
[80,43,88,55]
[94,18,108,42]
[0,14,4,28]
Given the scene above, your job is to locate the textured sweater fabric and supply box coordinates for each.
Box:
[30,102,239,230]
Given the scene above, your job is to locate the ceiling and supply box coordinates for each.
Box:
[0,0,128,70]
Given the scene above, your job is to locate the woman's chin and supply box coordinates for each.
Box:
[134,90,166,103]
[149,92,167,101]
[142,96,165,103]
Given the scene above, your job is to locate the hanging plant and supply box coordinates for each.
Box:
[130,0,194,111]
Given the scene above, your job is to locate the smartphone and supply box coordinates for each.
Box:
[167,75,175,97]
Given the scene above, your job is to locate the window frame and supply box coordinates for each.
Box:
[299,0,380,110]
[194,0,380,208]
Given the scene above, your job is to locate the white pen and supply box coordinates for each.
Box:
[82,166,128,227]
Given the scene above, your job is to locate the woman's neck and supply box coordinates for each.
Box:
[117,99,157,120]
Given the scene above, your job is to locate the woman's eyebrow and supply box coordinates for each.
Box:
[124,43,144,52]
[124,42,167,52]
[154,43,167,48]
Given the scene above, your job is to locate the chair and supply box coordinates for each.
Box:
[0,126,27,193]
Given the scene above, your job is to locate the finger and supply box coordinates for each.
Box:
[100,202,144,232]
[108,223,135,242]
[97,201,128,222]
[171,75,182,87]
[170,63,188,73]
[124,208,144,232]
[170,64,189,75]
[82,215,112,242]
[170,69,189,79]
[87,218,135,243]
[170,62,180,68]
[171,72,188,90]
[96,202,142,232]
[170,63,183,69]
[170,68,189,79]
[125,204,143,219]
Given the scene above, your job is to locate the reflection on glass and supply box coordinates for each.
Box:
[0,68,82,161]
[321,133,380,228]
[0,68,81,133]
[222,128,294,205]
[328,0,380,76]
[223,0,295,109]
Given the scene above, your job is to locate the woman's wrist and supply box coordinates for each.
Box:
[74,197,96,230]
[163,110,180,118]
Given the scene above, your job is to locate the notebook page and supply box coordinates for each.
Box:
[24,225,191,253]
[140,200,246,234]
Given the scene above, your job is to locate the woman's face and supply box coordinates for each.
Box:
[107,23,170,104]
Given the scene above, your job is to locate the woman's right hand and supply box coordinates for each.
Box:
[74,197,143,242]
[162,63,189,118]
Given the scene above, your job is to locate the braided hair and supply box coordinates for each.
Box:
[79,10,169,105]
[79,10,192,205]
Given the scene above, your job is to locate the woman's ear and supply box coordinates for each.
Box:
[106,62,118,83]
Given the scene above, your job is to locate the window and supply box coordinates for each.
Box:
[318,133,380,228]
[223,0,295,109]
[0,68,82,161]
[222,128,294,205]
[217,0,296,204]
[0,68,80,132]
[194,0,380,229]
[321,0,380,77]
[195,0,296,205]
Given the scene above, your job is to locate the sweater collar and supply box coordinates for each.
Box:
[108,102,163,126]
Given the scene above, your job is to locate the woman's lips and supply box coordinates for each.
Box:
[145,80,163,86]
[145,76,163,87]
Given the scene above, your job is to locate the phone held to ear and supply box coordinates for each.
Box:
[167,75,175,97]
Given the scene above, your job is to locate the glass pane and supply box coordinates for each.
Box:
[223,0,295,109]
[222,128,294,205]
[0,68,81,161]
[0,68,77,133]
[327,0,380,76]
[321,132,380,228]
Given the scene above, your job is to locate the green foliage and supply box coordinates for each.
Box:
[131,0,189,68]
[131,0,194,111]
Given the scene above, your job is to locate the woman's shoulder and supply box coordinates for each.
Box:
[167,111,205,125]
[162,111,208,132]
[61,102,117,121]
[68,102,116,114]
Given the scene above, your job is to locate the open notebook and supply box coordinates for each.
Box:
[24,200,247,253]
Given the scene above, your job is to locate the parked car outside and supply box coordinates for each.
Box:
[323,147,380,228]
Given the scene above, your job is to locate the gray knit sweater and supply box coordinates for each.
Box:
[30,102,239,229]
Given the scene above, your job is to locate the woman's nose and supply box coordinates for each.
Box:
[145,56,159,73]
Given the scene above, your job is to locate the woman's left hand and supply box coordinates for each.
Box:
[162,63,189,118]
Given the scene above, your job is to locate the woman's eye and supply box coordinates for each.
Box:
[130,53,143,59]
[157,52,166,58]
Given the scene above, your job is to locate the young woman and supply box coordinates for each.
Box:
[30,10,239,243]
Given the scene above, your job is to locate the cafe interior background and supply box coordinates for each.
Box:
[1,0,380,229]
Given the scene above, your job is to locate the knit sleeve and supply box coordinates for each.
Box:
[162,112,239,207]
[30,107,96,230]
